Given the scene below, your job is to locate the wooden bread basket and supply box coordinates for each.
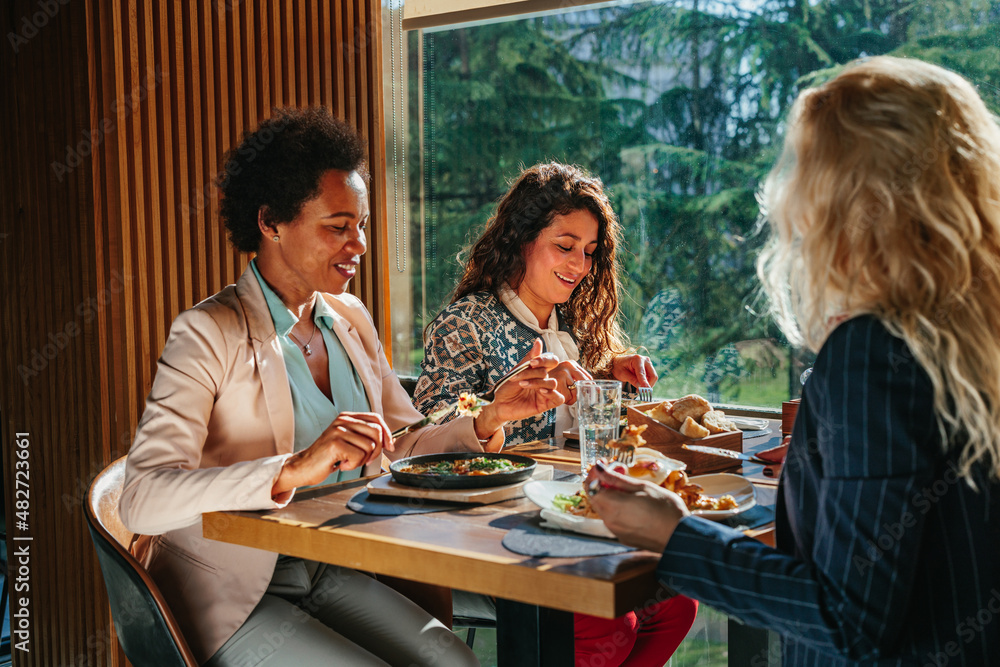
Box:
[626,402,743,474]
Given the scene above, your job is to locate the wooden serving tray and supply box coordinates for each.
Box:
[366,464,554,503]
[627,402,742,474]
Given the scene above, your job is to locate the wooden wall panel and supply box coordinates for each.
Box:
[0,1,390,665]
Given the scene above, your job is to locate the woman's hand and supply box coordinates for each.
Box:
[585,463,688,553]
[473,339,565,443]
[611,354,658,390]
[271,412,393,499]
[549,359,592,405]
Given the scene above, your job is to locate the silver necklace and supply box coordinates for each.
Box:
[288,321,318,356]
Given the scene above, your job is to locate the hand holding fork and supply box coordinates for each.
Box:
[392,342,564,439]
[609,354,657,404]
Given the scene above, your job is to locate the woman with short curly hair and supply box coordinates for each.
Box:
[120,107,565,666]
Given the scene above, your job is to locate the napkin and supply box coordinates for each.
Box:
[756,441,788,464]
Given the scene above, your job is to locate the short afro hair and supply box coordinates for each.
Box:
[216,107,369,253]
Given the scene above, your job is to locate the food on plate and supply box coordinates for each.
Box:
[644,394,739,437]
[660,469,738,511]
[397,456,529,476]
[456,392,488,418]
[606,425,676,485]
[626,455,676,485]
[679,416,710,439]
[553,490,599,518]
[552,444,737,518]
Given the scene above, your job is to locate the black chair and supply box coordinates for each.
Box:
[85,457,197,667]
[398,374,419,398]
[453,615,496,648]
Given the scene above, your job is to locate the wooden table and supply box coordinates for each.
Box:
[509,429,785,666]
[203,455,663,666]
[204,433,782,666]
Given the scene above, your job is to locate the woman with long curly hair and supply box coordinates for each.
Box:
[415,162,697,666]
[587,56,1000,665]
[415,162,655,443]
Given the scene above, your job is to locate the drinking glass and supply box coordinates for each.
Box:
[577,380,622,476]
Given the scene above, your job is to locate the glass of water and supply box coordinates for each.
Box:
[577,380,622,476]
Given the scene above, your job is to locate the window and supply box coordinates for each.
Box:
[385,0,1000,408]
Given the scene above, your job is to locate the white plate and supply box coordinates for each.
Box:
[524,474,756,536]
[687,473,756,520]
[523,480,616,539]
[727,417,770,431]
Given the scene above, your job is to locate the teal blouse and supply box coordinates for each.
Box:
[250,260,370,485]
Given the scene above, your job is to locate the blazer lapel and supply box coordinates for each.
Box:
[235,268,295,455]
[329,308,380,414]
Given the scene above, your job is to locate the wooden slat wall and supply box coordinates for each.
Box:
[0,1,389,665]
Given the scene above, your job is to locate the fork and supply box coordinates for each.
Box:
[611,443,635,466]
[391,359,536,439]
[635,385,654,404]
[481,358,536,401]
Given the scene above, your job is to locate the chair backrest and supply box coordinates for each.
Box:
[85,457,198,667]
[398,374,419,398]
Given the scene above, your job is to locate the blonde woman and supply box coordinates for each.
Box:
[586,56,1000,665]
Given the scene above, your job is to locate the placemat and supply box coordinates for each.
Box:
[347,490,467,515]
[501,516,635,557]
[719,503,774,530]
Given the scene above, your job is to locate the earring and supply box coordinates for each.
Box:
[272,235,279,242]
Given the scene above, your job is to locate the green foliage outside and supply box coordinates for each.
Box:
[403,0,1000,407]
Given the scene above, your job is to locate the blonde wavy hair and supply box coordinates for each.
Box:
[758,56,1000,481]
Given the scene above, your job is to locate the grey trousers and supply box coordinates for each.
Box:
[206,558,479,667]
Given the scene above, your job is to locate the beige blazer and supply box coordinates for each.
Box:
[119,266,500,663]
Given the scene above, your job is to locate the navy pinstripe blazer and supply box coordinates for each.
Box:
[657,316,1000,666]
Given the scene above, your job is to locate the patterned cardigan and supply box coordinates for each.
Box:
[414,291,577,444]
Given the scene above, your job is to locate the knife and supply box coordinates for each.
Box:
[682,443,770,464]
[391,404,458,439]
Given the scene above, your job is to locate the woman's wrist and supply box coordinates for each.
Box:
[473,405,504,440]
[271,454,302,499]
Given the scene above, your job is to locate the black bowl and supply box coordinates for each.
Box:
[389,452,536,489]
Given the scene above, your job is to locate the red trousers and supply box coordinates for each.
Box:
[574,594,698,667]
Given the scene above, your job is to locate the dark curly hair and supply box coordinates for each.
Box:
[216,107,369,253]
[449,162,630,372]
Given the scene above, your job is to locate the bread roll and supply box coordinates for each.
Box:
[647,400,682,429]
[702,410,738,434]
[679,416,710,438]
[670,395,712,424]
